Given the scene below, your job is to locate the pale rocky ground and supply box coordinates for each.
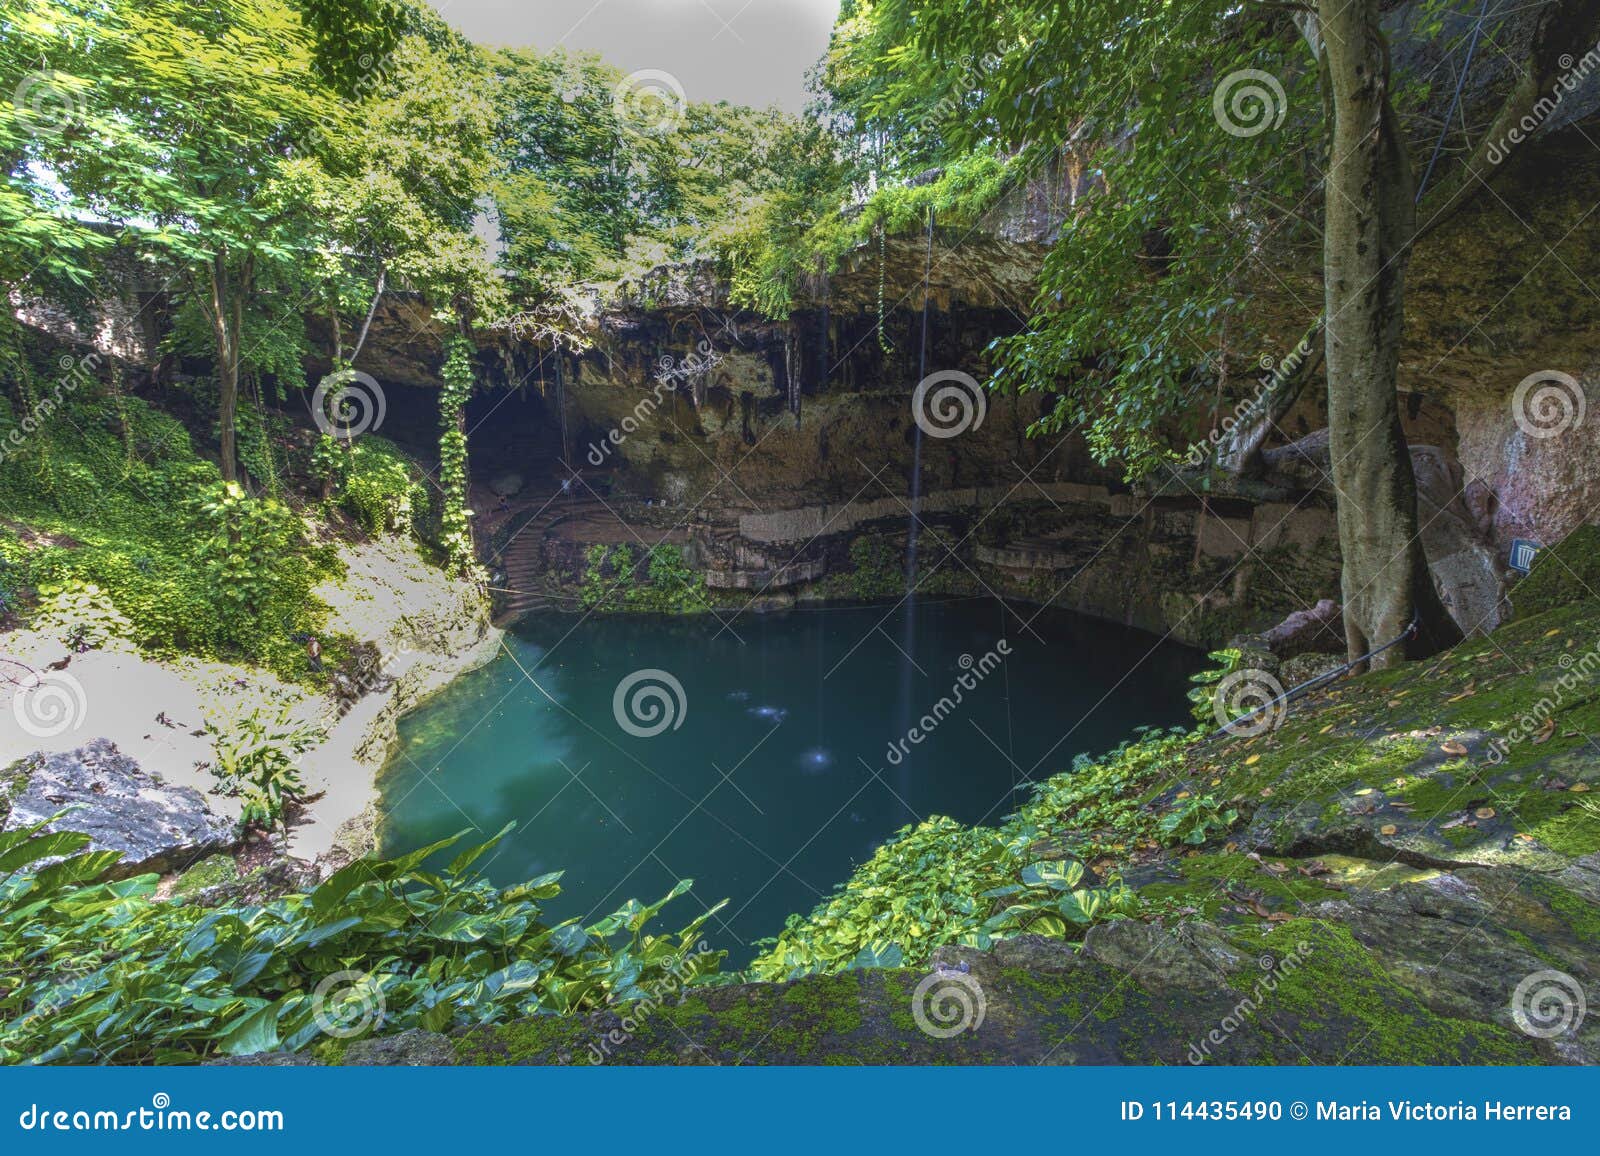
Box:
[1,533,498,869]
[291,534,500,861]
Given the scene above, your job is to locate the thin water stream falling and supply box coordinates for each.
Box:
[894,207,937,818]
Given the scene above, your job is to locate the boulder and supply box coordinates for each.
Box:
[1453,378,1600,556]
[4,738,236,877]
[1412,445,1509,635]
[342,1029,458,1066]
[1260,435,1510,635]
[1262,598,1344,658]
[488,473,525,498]
[205,1052,320,1067]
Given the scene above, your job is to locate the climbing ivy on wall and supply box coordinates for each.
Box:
[438,336,478,576]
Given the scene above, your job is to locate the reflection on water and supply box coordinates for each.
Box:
[378,599,1200,962]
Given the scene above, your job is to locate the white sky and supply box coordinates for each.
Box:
[427,0,842,112]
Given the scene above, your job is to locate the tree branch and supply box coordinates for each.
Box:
[349,262,386,366]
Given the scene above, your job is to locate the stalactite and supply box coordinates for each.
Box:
[553,349,571,469]
[785,324,801,425]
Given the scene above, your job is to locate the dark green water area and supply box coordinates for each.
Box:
[378,599,1200,960]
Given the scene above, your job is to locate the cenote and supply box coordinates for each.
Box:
[378,599,1200,962]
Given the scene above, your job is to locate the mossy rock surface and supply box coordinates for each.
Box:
[1213,596,1600,871]
[452,856,1594,1064]
[1513,525,1600,618]
[170,853,241,898]
[0,755,33,826]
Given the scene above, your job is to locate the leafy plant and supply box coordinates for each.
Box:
[1187,647,1246,726]
[637,544,701,611]
[437,337,479,576]
[0,820,725,1064]
[1157,794,1241,847]
[750,816,1138,980]
[752,727,1197,979]
[33,580,136,651]
[0,353,340,680]
[207,705,323,830]
[340,441,418,534]
[193,481,301,639]
[577,544,706,613]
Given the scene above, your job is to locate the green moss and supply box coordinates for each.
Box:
[1528,803,1600,857]
[1512,526,1600,617]
[457,972,871,1065]
[170,854,240,898]
[0,756,31,825]
[1138,852,1345,919]
[1522,875,1600,946]
[1247,921,1533,1064]
[454,1015,584,1065]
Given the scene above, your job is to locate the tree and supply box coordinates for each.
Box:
[840,0,1599,665]
[1318,0,1455,659]
[6,0,347,483]
[304,31,499,371]
[0,5,116,322]
[3,0,445,483]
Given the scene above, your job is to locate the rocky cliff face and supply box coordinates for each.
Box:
[19,84,1600,647]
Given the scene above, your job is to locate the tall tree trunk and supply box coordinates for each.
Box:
[1320,0,1460,668]
[208,252,239,485]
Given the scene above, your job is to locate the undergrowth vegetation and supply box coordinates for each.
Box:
[0,342,435,681]
[579,543,706,613]
[750,727,1194,980]
[0,821,724,1064]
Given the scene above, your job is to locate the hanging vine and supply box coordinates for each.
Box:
[438,335,479,577]
[875,222,894,357]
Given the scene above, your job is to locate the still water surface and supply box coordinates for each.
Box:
[378,599,1200,960]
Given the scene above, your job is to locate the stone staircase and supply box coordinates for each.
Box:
[489,492,607,625]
